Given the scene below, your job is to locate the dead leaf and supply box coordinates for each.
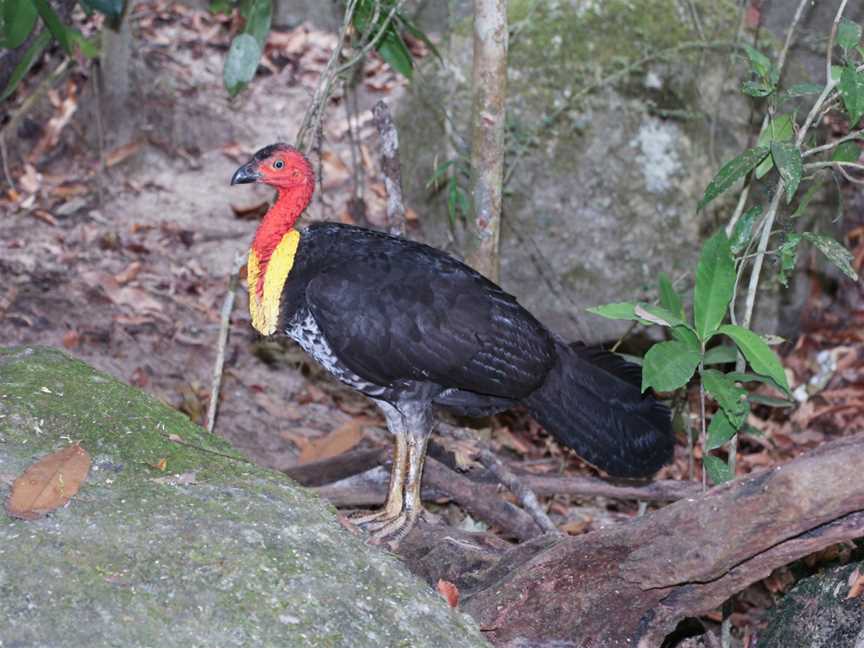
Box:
[254,392,302,420]
[62,330,80,349]
[848,568,864,599]
[436,579,459,608]
[105,140,143,167]
[114,261,142,285]
[298,418,369,464]
[560,517,592,535]
[6,444,91,520]
[152,458,168,471]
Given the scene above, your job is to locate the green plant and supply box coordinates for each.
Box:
[0,0,110,101]
[591,3,862,487]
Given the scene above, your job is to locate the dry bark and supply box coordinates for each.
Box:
[458,434,864,647]
[371,99,406,237]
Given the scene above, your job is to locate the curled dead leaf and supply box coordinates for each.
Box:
[6,444,91,520]
[436,579,459,608]
[297,418,369,464]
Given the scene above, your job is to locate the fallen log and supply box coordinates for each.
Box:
[457,434,864,646]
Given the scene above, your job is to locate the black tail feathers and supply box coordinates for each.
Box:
[522,341,673,478]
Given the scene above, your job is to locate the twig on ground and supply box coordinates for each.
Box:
[478,449,560,536]
[372,99,406,237]
[283,447,388,487]
[92,61,106,207]
[206,251,245,434]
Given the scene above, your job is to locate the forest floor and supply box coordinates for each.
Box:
[2,1,864,642]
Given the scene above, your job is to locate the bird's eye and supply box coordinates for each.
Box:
[273,159,284,170]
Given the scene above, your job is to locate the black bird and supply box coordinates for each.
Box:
[231,143,673,544]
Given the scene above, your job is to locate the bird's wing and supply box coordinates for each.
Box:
[303,243,555,399]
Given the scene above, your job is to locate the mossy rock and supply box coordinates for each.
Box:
[758,561,864,648]
[0,346,488,648]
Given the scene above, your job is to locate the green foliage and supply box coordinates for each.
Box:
[802,232,859,281]
[80,0,124,23]
[0,28,50,101]
[755,115,793,179]
[698,146,769,210]
[770,141,802,203]
[839,64,864,126]
[718,324,789,392]
[426,157,471,226]
[1,0,38,49]
[32,0,71,53]
[223,33,261,97]
[837,18,862,55]
[831,141,861,163]
[701,369,749,428]
[641,341,700,393]
[693,231,734,342]
[705,411,736,451]
[729,205,760,254]
[703,455,733,485]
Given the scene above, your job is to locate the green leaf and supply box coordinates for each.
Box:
[802,232,859,281]
[377,30,414,78]
[2,0,38,48]
[223,33,261,96]
[832,141,861,163]
[771,141,802,203]
[32,0,71,53]
[0,28,50,102]
[782,82,824,98]
[706,411,738,451]
[791,180,823,219]
[742,44,772,79]
[748,393,795,408]
[698,147,770,210]
[241,0,271,48]
[704,454,733,485]
[837,18,862,53]
[79,0,124,22]
[730,205,761,254]
[755,115,794,179]
[726,371,775,384]
[634,303,690,329]
[719,324,790,393]
[586,302,640,321]
[397,11,442,61]
[658,272,684,319]
[701,369,749,427]
[703,345,738,366]
[839,64,864,126]
[741,80,774,97]
[777,233,801,287]
[670,325,701,351]
[67,28,99,58]
[694,230,735,342]
[641,341,701,393]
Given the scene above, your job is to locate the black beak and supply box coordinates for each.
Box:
[231,163,260,185]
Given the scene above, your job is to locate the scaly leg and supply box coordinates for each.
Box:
[368,402,432,546]
[350,400,408,527]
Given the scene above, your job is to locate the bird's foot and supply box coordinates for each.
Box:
[365,509,421,550]
[347,508,399,528]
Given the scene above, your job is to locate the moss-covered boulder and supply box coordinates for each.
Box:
[399,0,754,342]
[0,346,488,648]
[759,561,864,647]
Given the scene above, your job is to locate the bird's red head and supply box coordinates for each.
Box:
[230,143,315,192]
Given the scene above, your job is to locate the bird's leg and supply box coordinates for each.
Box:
[368,403,432,546]
[350,401,408,526]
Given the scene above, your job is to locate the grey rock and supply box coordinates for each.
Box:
[758,561,864,648]
[0,346,489,648]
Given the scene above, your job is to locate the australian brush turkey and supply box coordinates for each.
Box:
[231,143,673,544]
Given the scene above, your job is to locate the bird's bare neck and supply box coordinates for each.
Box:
[251,185,312,264]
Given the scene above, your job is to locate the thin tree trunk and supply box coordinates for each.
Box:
[464,0,507,282]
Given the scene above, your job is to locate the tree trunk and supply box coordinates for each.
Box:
[464,0,507,282]
[99,0,138,149]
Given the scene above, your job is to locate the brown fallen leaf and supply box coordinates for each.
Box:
[437,579,459,608]
[152,458,168,471]
[6,444,91,520]
[847,568,864,599]
[105,140,143,167]
[297,418,369,464]
[114,261,142,285]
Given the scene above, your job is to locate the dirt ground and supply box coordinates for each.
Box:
[3,1,864,640]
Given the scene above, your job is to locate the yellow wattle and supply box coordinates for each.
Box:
[247,229,301,335]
